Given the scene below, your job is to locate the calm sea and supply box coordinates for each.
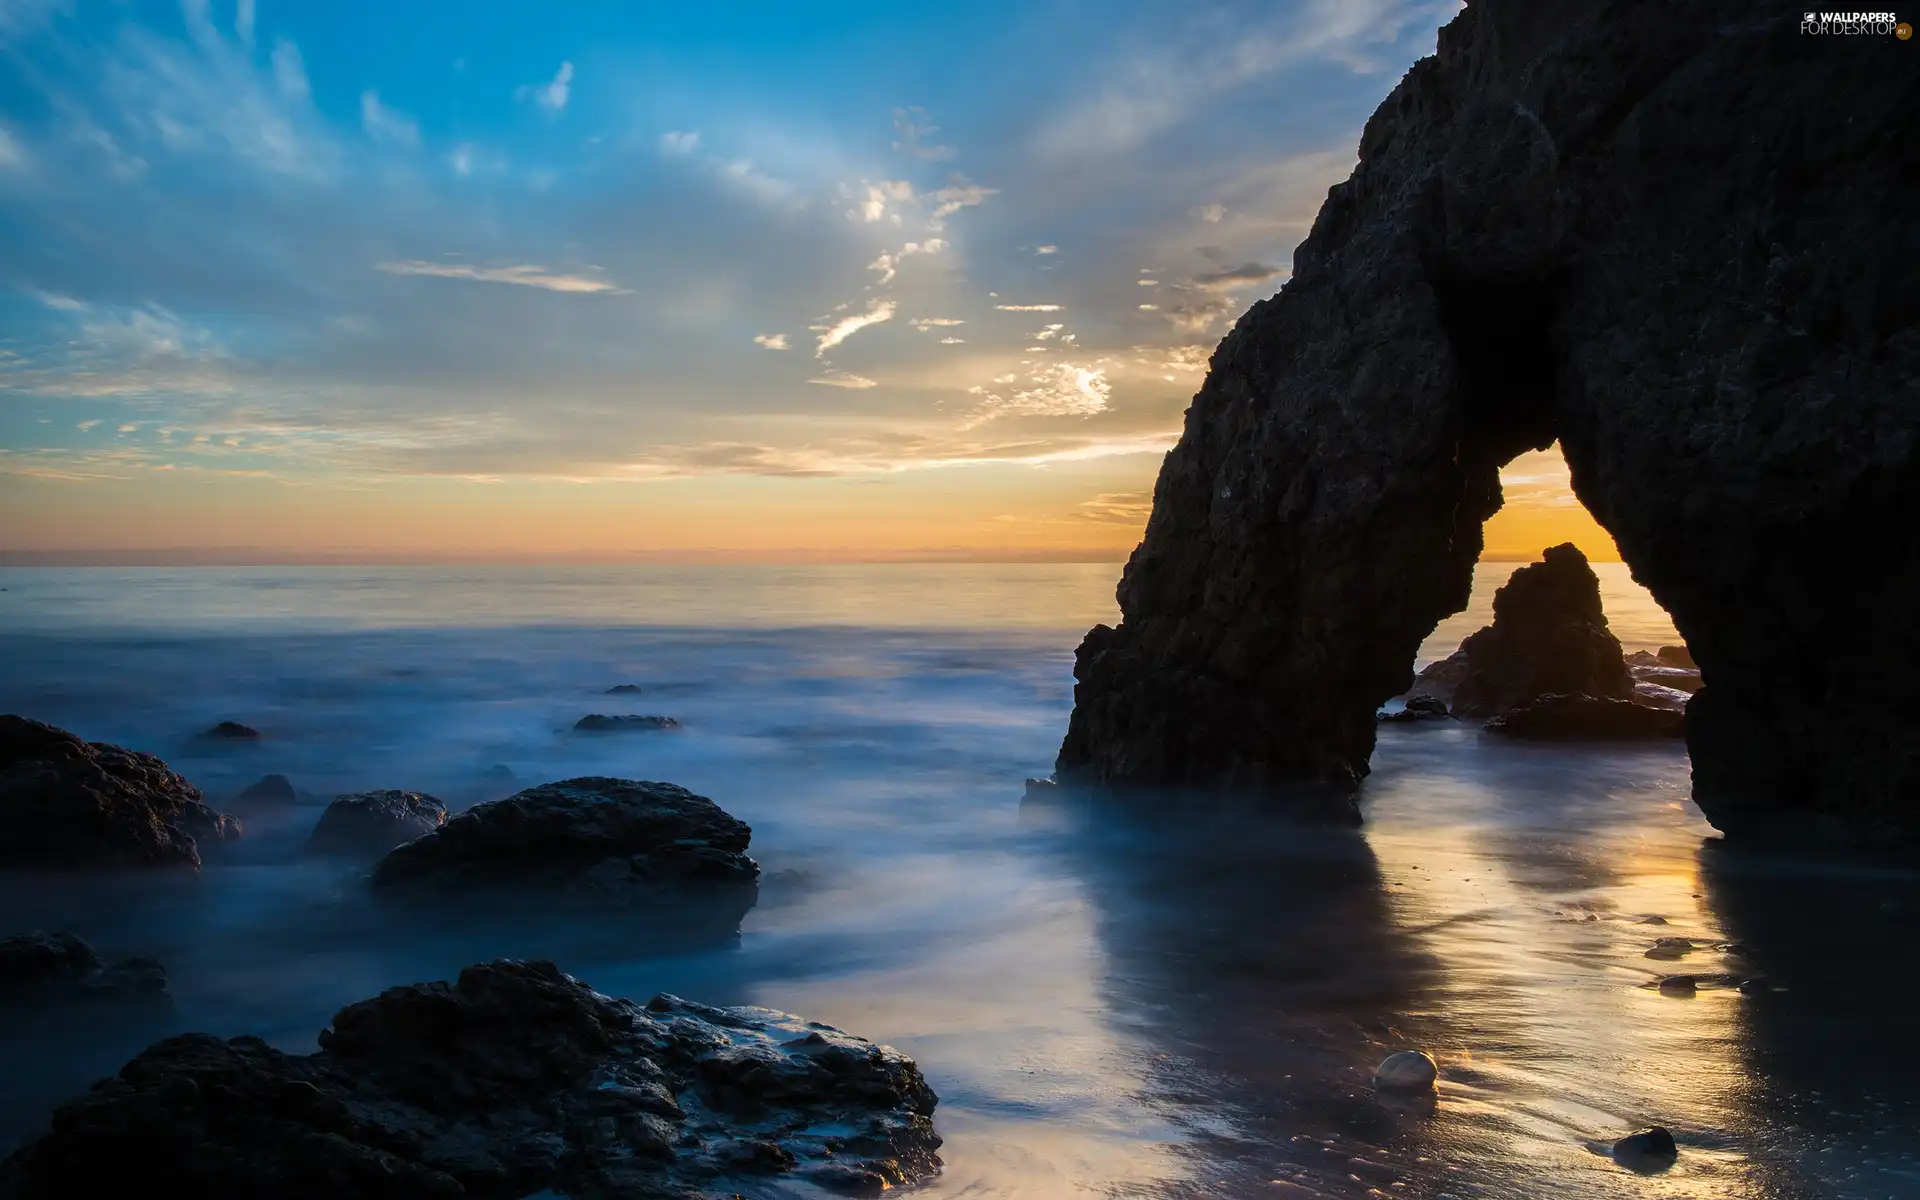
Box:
[2,563,1913,1198]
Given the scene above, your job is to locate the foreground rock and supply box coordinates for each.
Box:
[1441,545,1633,718]
[306,790,448,857]
[1486,695,1684,741]
[574,714,680,733]
[0,931,165,1004]
[371,777,758,902]
[0,958,941,1199]
[1052,2,1916,845]
[0,716,241,870]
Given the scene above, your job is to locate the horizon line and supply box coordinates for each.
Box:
[0,548,1617,567]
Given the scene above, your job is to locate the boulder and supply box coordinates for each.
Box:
[1051,1,1918,846]
[1379,696,1451,723]
[1485,695,1685,740]
[0,959,941,1199]
[1612,1126,1678,1169]
[232,774,296,808]
[1629,664,1702,694]
[1656,646,1697,670]
[0,931,165,1004]
[1405,650,1469,705]
[0,715,241,870]
[1446,545,1633,719]
[573,714,680,733]
[1631,681,1693,712]
[306,790,448,857]
[370,777,758,901]
[605,684,644,695]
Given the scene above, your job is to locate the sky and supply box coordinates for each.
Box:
[0,0,1619,564]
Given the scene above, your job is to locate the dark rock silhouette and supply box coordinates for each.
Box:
[0,931,165,1004]
[0,716,241,870]
[606,683,644,694]
[1612,1126,1678,1171]
[1055,2,1917,845]
[305,790,448,857]
[1656,646,1696,670]
[573,714,679,733]
[1378,696,1451,723]
[1446,545,1632,717]
[231,773,296,808]
[1486,695,1684,740]
[0,959,940,1199]
[196,721,260,741]
[371,777,758,902]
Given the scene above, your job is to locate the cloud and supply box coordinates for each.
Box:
[374,261,628,294]
[522,61,573,112]
[908,317,965,331]
[866,238,945,285]
[235,0,255,46]
[808,370,878,389]
[31,290,84,310]
[994,303,1061,312]
[964,360,1113,426]
[359,90,419,147]
[1034,245,1058,255]
[1191,260,1284,289]
[659,130,700,154]
[927,180,994,228]
[891,106,955,160]
[753,333,789,350]
[855,179,914,223]
[939,337,964,344]
[719,159,798,207]
[1078,490,1154,524]
[812,299,895,357]
[270,39,309,100]
[1195,203,1227,223]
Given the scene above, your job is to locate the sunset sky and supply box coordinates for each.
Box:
[0,0,1617,564]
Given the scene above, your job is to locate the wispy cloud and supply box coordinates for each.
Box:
[909,317,965,331]
[374,261,629,294]
[753,333,790,350]
[521,61,573,112]
[660,130,700,154]
[359,90,419,147]
[812,299,895,357]
[808,370,878,389]
[891,106,955,160]
[964,360,1113,426]
[994,303,1061,312]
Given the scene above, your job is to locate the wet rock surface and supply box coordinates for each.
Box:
[370,777,759,902]
[1053,0,1919,845]
[306,790,449,857]
[1486,695,1685,741]
[0,715,241,870]
[0,931,166,1004]
[232,773,297,809]
[1448,546,1633,718]
[1378,696,1451,723]
[0,958,941,1199]
[573,714,680,733]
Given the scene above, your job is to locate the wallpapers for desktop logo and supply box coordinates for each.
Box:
[1800,10,1908,34]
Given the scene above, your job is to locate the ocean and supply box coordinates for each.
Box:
[1,562,1914,1198]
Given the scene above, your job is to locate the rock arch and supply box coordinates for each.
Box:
[1056,0,1919,846]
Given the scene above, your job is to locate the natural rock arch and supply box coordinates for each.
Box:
[1056,0,1919,847]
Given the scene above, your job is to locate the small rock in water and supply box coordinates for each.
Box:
[1379,696,1451,723]
[1644,937,1694,960]
[573,714,680,733]
[231,773,296,808]
[1656,645,1696,669]
[605,684,644,694]
[1611,1126,1678,1169]
[1737,977,1770,995]
[1372,1050,1438,1091]
[199,721,261,741]
[0,931,167,1004]
[1656,975,1698,996]
[306,790,448,857]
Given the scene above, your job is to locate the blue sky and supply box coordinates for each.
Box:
[0,0,1469,560]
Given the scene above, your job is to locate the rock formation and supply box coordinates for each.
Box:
[232,773,297,809]
[306,790,448,857]
[573,714,679,733]
[1486,694,1685,740]
[0,716,241,870]
[371,777,758,902]
[0,931,166,1004]
[0,958,941,1199]
[1056,1,1918,846]
[1442,544,1632,717]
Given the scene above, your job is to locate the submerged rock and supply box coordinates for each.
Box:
[0,931,166,1004]
[1372,1050,1438,1091]
[195,721,261,742]
[0,715,241,870]
[1379,696,1451,723]
[0,958,941,1199]
[306,790,448,857]
[1631,681,1694,712]
[1485,695,1685,741]
[370,777,758,902]
[1447,546,1634,719]
[573,714,680,733]
[232,773,297,808]
[1051,1,1917,846]
[1644,937,1694,960]
[605,684,644,695]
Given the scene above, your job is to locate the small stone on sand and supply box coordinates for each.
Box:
[1372,1050,1438,1091]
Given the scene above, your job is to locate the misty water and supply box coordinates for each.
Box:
[2,562,1917,1199]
